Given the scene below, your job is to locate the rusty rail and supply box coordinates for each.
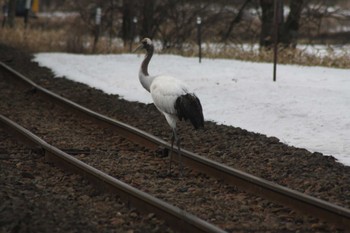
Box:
[1,61,350,230]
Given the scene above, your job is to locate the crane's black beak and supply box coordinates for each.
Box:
[132,43,143,53]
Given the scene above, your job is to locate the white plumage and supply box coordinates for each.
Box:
[151,76,188,127]
[135,38,204,173]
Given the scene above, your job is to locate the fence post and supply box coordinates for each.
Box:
[197,16,202,63]
[129,16,137,52]
[93,7,102,53]
[273,0,284,82]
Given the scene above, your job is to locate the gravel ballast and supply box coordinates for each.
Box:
[1,44,349,232]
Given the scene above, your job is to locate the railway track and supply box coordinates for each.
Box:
[0,114,225,233]
[1,61,350,232]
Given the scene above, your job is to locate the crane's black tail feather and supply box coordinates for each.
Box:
[175,93,204,129]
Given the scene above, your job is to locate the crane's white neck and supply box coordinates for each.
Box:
[139,70,155,92]
[139,46,155,92]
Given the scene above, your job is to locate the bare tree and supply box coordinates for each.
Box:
[300,0,349,44]
[221,0,252,42]
[259,0,274,47]
[63,0,348,53]
[259,0,304,48]
[7,0,16,28]
[159,1,208,49]
[280,0,304,47]
[121,0,133,44]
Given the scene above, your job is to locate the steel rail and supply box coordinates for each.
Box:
[0,114,226,233]
[1,61,350,230]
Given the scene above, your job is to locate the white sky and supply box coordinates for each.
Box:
[33,53,350,166]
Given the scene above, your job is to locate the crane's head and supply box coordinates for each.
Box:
[133,38,153,53]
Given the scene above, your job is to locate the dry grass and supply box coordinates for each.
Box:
[0,17,131,54]
[0,26,66,52]
[0,27,133,54]
[226,48,350,69]
[163,42,350,69]
[1,21,349,69]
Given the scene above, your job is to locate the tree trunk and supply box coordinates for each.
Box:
[259,0,274,48]
[280,0,304,48]
[121,0,133,45]
[260,0,304,48]
[222,0,251,42]
[141,0,156,38]
[7,0,16,28]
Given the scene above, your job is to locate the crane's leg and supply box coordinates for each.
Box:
[175,133,183,176]
[169,128,183,176]
[168,128,183,176]
[169,130,175,174]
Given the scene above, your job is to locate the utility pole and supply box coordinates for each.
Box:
[273,0,283,82]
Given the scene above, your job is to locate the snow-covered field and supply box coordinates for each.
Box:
[33,53,350,166]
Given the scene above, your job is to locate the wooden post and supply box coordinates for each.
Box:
[197,16,202,63]
[129,16,137,52]
[273,0,284,82]
[93,7,102,53]
[273,0,278,82]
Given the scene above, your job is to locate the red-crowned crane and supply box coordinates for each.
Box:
[134,38,204,174]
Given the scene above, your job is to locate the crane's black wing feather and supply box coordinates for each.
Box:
[175,93,204,129]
